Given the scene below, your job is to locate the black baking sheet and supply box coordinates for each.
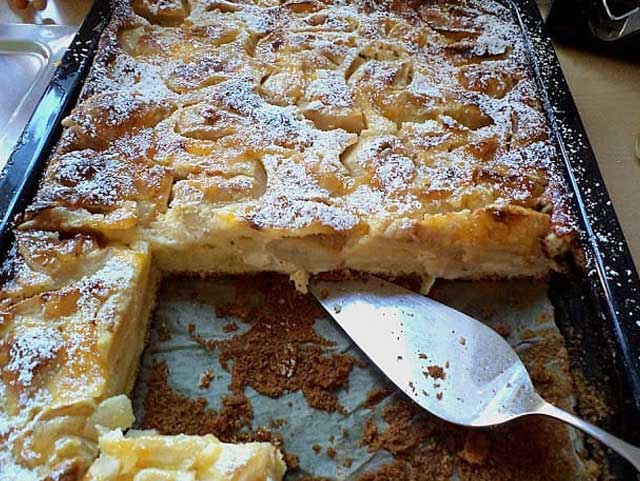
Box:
[0,0,638,479]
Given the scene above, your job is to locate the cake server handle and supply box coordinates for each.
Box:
[535,401,640,471]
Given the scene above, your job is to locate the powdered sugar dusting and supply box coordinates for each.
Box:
[30,0,576,238]
[6,329,64,387]
[111,0,569,235]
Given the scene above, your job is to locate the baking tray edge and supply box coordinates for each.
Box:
[0,0,638,474]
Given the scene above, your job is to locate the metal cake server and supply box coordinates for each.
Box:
[309,276,640,471]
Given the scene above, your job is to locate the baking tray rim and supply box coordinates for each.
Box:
[0,0,638,469]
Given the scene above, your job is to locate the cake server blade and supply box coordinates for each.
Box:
[308,276,640,470]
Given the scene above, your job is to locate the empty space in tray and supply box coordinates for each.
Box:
[132,275,602,481]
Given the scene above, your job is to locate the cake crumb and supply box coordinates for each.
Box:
[188,324,216,351]
[269,418,286,429]
[212,276,355,414]
[459,432,490,465]
[284,452,300,470]
[326,447,337,459]
[312,444,322,455]
[364,386,392,409]
[157,320,172,342]
[360,418,378,447]
[223,321,239,333]
[425,365,446,380]
[140,361,252,441]
[530,363,553,384]
[494,323,511,337]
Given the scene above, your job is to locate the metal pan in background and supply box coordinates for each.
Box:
[0,0,111,256]
[0,0,638,478]
[0,23,77,169]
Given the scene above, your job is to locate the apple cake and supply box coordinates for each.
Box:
[1,0,579,479]
[0,232,155,480]
[83,429,286,481]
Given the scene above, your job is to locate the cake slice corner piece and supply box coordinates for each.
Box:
[0,236,157,480]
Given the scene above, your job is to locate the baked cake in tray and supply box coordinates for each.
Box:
[0,0,579,479]
[18,0,577,282]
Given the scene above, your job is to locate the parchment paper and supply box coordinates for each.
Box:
[132,277,590,480]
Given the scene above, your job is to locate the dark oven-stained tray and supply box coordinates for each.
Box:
[0,0,639,479]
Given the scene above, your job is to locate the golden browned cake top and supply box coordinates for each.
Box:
[20,0,574,242]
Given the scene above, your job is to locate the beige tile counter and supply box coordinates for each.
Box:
[553,45,640,269]
[1,0,638,268]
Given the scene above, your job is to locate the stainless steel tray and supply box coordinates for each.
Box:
[0,23,76,168]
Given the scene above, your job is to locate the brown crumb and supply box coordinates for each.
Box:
[358,461,409,481]
[424,365,446,380]
[141,361,252,440]
[494,323,511,337]
[145,274,604,481]
[360,418,378,447]
[459,336,467,346]
[207,276,356,414]
[157,320,172,342]
[342,458,353,468]
[535,312,552,324]
[436,392,443,400]
[198,368,214,389]
[357,393,588,481]
[326,447,337,459]
[459,432,490,465]
[223,321,239,333]
[360,401,437,456]
[584,459,602,479]
[188,323,216,351]
[283,452,300,470]
[479,306,493,320]
[268,418,286,429]
[530,363,553,384]
[312,444,322,455]
[364,386,393,409]
[418,353,428,359]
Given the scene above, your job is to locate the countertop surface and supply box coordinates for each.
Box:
[553,45,640,270]
[1,0,639,269]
